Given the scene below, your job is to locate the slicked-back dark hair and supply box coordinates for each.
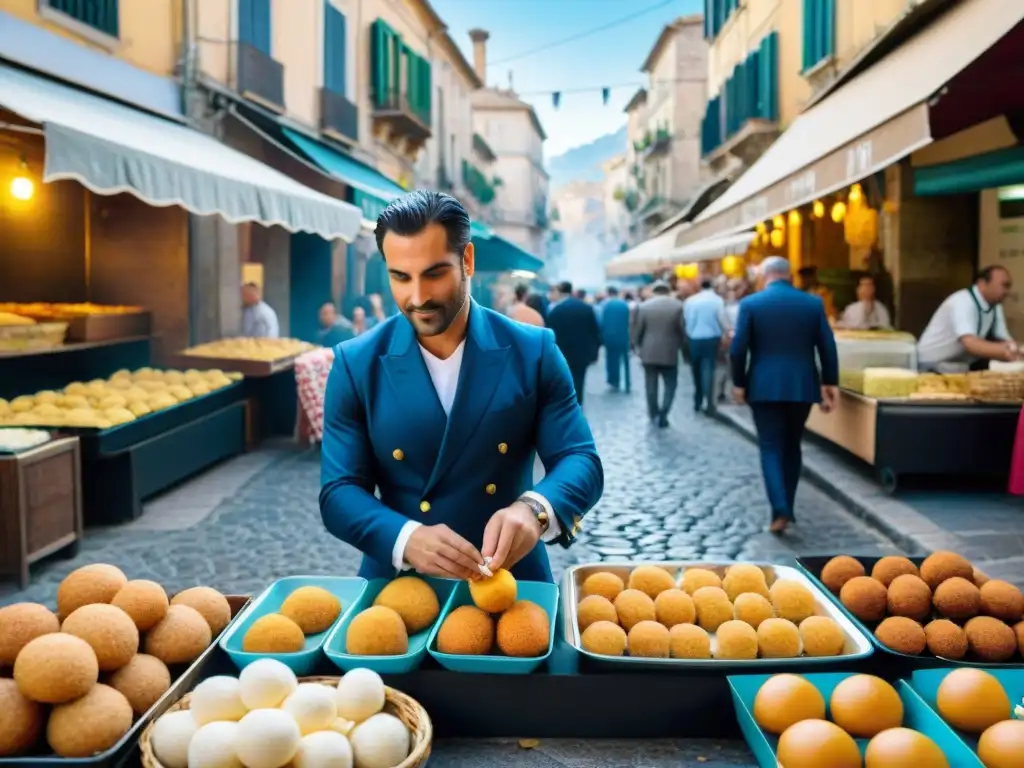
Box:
[375,190,471,258]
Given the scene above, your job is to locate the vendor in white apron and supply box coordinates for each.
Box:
[916,265,1020,373]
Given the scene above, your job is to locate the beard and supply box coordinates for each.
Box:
[403,268,469,337]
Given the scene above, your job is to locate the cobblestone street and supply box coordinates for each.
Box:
[1,360,898,607]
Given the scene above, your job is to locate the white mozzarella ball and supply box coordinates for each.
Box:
[292,730,354,768]
[188,721,243,768]
[235,708,302,768]
[149,710,197,768]
[190,676,248,725]
[334,669,385,724]
[348,713,410,768]
[282,683,338,735]
[238,658,298,709]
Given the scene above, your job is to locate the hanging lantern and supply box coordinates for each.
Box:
[675,262,699,280]
[772,215,785,230]
[788,210,802,226]
[755,221,767,235]
[769,228,784,248]
[812,200,825,218]
[831,201,847,223]
[721,255,745,278]
[759,231,770,246]
[848,183,864,206]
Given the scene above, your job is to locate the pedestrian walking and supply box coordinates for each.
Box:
[600,286,631,392]
[683,278,728,414]
[729,257,839,534]
[546,281,602,405]
[631,280,685,428]
[508,283,545,327]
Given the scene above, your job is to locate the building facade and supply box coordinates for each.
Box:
[601,154,630,256]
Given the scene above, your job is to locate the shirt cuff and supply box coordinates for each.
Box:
[392,520,422,571]
[521,490,562,542]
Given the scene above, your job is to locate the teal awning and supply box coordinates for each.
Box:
[283,128,404,220]
[470,222,544,273]
[913,144,1024,197]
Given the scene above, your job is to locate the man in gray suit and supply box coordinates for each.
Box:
[631,280,685,428]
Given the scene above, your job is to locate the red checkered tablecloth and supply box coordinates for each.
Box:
[294,347,334,443]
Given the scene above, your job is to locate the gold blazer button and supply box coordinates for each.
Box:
[393,449,404,461]
[498,442,508,454]
[420,500,431,513]
[485,483,497,495]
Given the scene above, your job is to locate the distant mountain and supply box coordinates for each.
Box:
[546,125,627,191]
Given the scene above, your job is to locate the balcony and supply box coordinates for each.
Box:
[462,160,496,205]
[641,128,672,160]
[371,91,432,151]
[236,41,285,113]
[320,87,358,145]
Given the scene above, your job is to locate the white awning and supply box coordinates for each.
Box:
[605,228,680,277]
[670,230,755,262]
[679,0,1024,245]
[0,65,363,241]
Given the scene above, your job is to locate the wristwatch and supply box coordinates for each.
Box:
[517,495,550,534]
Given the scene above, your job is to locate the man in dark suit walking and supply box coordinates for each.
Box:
[547,281,601,405]
[600,286,632,392]
[730,257,839,533]
[631,280,685,428]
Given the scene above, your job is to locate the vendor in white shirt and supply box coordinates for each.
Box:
[916,265,1020,372]
[839,275,892,330]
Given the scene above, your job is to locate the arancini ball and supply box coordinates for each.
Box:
[820,556,865,594]
[627,620,670,658]
[978,720,1024,768]
[840,576,888,623]
[752,674,825,735]
[920,551,974,590]
[111,580,168,632]
[936,668,1010,734]
[654,589,695,628]
[757,618,802,658]
[870,556,920,587]
[496,600,550,658]
[108,653,171,716]
[693,586,734,633]
[924,619,968,660]
[281,586,342,635]
[798,616,846,657]
[469,569,517,614]
[722,563,769,601]
[964,615,1018,662]
[242,613,305,654]
[979,579,1024,623]
[865,727,949,768]
[146,604,213,664]
[613,589,656,632]
[56,564,128,618]
[61,603,139,672]
[581,571,624,602]
[577,595,618,631]
[627,565,676,599]
[932,577,981,621]
[47,684,133,758]
[580,621,626,656]
[0,602,60,666]
[776,719,861,768]
[0,678,44,757]
[973,568,990,588]
[14,633,98,704]
[733,592,774,629]
[668,623,711,659]
[680,567,722,595]
[886,574,932,622]
[714,620,758,660]
[874,616,927,656]
[373,577,438,634]
[436,605,494,655]
[345,607,408,656]
[170,587,232,636]
[829,674,904,738]
[769,580,816,624]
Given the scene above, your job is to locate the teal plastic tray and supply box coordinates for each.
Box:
[426,580,559,674]
[220,576,367,675]
[910,667,1024,753]
[728,671,984,767]
[323,576,459,674]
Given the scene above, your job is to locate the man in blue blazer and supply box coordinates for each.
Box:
[729,256,839,534]
[546,281,602,405]
[599,285,632,393]
[319,191,604,583]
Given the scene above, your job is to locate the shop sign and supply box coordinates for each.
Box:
[846,141,874,179]
[786,171,817,204]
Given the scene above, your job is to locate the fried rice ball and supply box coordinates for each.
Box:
[668,623,711,659]
[886,574,932,622]
[973,568,990,588]
[756,618,802,659]
[581,572,625,602]
[933,577,981,621]
[680,568,722,595]
[627,620,670,658]
[654,589,695,628]
[874,616,927,655]
[923,619,968,660]
[920,551,974,590]
[692,587,734,633]
[613,589,656,632]
[714,620,758,660]
[799,616,846,657]
[577,595,618,632]
[964,616,1018,662]
[722,564,770,602]
[979,579,1024,623]
[839,576,888,623]
[627,566,677,600]
[871,556,920,587]
[733,593,775,629]
[769,580,816,624]
[580,621,626,657]
[820,556,865,594]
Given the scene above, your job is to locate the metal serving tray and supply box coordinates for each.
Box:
[561,560,874,671]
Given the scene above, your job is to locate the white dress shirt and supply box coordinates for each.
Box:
[390,341,561,571]
[840,300,892,330]
[917,286,1011,371]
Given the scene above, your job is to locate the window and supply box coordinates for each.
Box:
[704,0,740,41]
[370,19,432,124]
[323,2,347,94]
[802,0,835,71]
[239,0,272,55]
[43,0,119,38]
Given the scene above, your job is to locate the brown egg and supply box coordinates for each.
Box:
[829,674,904,738]
[978,720,1024,768]
[776,719,861,768]
[752,674,826,735]
[936,668,1011,734]
[865,727,949,768]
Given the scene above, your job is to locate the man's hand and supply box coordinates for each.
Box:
[733,387,746,405]
[820,385,839,413]
[403,524,484,580]
[1002,341,1020,362]
[482,502,543,573]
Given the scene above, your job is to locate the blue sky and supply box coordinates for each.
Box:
[431,0,702,158]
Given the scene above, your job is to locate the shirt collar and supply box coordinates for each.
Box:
[970,285,994,313]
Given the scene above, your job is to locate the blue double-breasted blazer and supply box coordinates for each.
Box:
[319,300,604,582]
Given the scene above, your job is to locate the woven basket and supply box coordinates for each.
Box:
[139,676,432,768]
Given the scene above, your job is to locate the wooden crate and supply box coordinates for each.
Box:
[0,437,83,588]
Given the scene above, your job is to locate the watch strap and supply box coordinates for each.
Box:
[517,495,550,532]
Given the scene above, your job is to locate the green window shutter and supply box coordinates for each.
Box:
[822,0,835,59]
[757,32,779,121]
[324,3,346,94]
[703,0,711,38]
[802,0,835,71]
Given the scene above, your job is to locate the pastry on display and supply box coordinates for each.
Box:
[819,552,1024,660]
[0,302,144,319]
[180,337,316,362]
[0,562,229,758]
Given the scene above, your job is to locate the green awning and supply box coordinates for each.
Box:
[470,222,544,273]
[913,144,1024,197]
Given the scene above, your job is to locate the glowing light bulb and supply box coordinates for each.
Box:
[831,201,847,223]
[812,200,825,218]
[10,176,33,201]
[772,215,785,230]
[788,210,802,225]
